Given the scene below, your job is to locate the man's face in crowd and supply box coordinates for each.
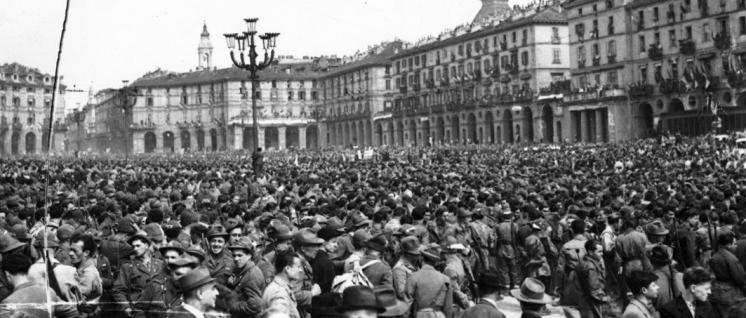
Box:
[301,245,320,259]
[343,309,378,318]
[230,228,243,244]
[210,237,226,254]
[69,240,88,265]
[132,239,150,257]
[233,249,252,268]
[232,196,240,205]
[643,282,660,299]
[688,215,699,227]
[592,244,603,259]
[276,240,291,252]
[691,282,711,302]
[286,257,303,281]
[198,283,219,309]
[163,250,181,265]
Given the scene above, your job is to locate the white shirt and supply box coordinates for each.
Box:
[684,298,695,318]
[181,303,205,318]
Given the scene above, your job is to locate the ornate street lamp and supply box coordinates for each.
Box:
[224,18,279,152]
[71,109,85,154]
[114,80,138,157]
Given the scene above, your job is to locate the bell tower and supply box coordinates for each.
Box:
[197,22,213,71]
[473,0,510,24]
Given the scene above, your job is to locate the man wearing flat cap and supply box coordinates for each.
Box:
[167,267,220,318]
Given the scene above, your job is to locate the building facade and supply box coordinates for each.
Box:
[320,41,404,148]
[0,63,66,156]
[378,3,571,146]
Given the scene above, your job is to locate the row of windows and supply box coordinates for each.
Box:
[0,96,49,107]
[394,28,561,74]
[0,85,52,94]
[0,74,51,83]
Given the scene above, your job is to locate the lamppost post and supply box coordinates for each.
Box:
[114,80,137,158]
[72,109,85,154]
[224,19,278,152]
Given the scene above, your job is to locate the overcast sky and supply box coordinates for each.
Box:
[0,0,532,92]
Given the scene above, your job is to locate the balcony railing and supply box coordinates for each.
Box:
[648,44,663,60]
[628,83,655,98]
[578,60,586,69]
[564,87,625,103]
[715,32,731,50]
[679,39,696,55]
[608,55,617,64]
[592,56,601,66]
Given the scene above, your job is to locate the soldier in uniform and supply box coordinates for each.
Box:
[558,219,588,307]
[576,239,610,318]
[495,210,519,296]
[204,226,235,287]
[442,237,472,317]
[406,244,454,318]
[393,236,421,304]
[221,237,265,318]
[112,231,167,317]
[709,232,746,318]
[468,207,496,274]
[138,257,199,318]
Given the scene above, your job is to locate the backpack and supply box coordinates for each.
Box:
[331,259,380,294]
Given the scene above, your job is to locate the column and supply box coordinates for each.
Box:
[132,131,144,154]
[595,109,605,142]
[233,126,243,150]
[299,126,307,149]
[204,130,212,152]
[360,120,367,148]
[580,111,589,142]
[19,131,26,155]
[257,127,265,150]
[34,133,41,154]
[278,126,287,150]
[318,123,327,148]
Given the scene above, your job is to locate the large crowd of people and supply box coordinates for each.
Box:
[0,133,745,318]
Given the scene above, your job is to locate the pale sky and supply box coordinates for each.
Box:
[0,0,532,93]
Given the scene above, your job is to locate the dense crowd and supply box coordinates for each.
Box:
[0,134,746,318]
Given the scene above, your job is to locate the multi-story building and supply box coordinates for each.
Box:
[379,2,570,146]
[565,0,746,139]
[320,41,404,148]
[127,24,325,154]
[0,63,66,155]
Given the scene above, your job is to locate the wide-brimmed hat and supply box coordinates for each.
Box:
[350,213,372,228]
[393,224,415,237]
[645,220,669,236]
[649,245,671,265]
[294,229,325,246]
[227,237,255,253]
[375,286,409,317]
[420,243,442,263]
[399,236,421,256]
[326,217,346,233]
[184,247,206,263]
[442,236,465,253]
[271,223,294,241]
[477,270,502,288]
[511,277,552,304]
[177,267,216,293]
[336,286,385,313]
[206,226,230,240]
[365,234,387,253]
[0,234,26,253]
[158,241,184,255]
[127,231,151,246]
[169,256,199,268]
[142,223,166,243]
[32,232,59,249]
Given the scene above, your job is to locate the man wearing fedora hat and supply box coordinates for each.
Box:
[112,230,166,317]
[512,277,554,318]
[461,270,506,318]
[336,285,385,318]
[376,285,410,318]
[359,233,394,288]
[204,226,235,287]
[292,229,324,317]
[649,244,684,309]
[393,236,421,304]
[167,267,220,318]
[221,237,266,318]
[406,244,453,318]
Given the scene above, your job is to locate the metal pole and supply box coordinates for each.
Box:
[251,71,259,152]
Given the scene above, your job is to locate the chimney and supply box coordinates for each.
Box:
[473,0,510,24]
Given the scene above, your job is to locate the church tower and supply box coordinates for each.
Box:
[197,22,213,71]
[473,0,510,24]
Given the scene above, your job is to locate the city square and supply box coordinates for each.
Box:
[1,0,746,317]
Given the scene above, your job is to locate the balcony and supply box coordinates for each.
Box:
[667,10,676,23]
[608,55,617,64]
[628,83,655,98]
[648,44,663,60]
[715,32,731,51]
[431,103,445,113]
[578,60,586,69]
[439,78,450,87]
[659,78,687,95]
[12,122,22,131]
[425,79,436,89]
[176,122,192,129]
[592,56,601,66]
[538,80,572,95]
[412,83,421,91]
[499,42,507,50]
[679,39,696,55]
[507,64,519,75]
[399,85,408,94]
[131,122,157,131]
[563,87,626,104]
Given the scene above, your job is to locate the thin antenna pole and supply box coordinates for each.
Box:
[44,0,71,316]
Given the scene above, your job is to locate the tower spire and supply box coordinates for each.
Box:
[198,21,213,71]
